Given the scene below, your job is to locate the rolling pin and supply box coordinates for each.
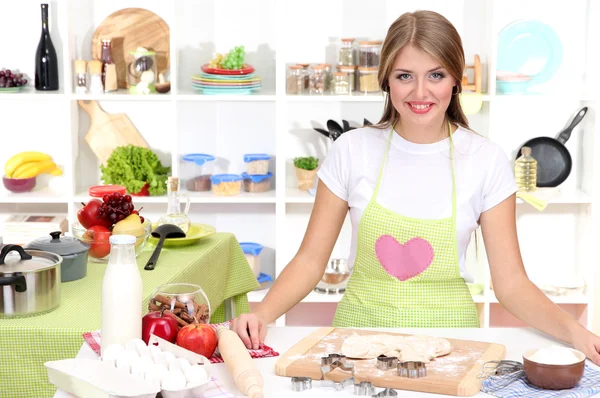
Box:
[216,326,265,398]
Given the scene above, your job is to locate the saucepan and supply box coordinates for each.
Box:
[515,107,587,187]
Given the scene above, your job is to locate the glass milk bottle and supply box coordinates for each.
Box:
[101,234,142,357]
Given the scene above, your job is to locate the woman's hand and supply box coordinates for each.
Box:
[229,313,267,350]
[571,328,600,366]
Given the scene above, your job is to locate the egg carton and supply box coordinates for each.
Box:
[44,334,212,398]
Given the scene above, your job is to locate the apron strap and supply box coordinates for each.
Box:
[373,121,458,221]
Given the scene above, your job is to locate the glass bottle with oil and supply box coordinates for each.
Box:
[157,176,192,233]
[515,146,537,192]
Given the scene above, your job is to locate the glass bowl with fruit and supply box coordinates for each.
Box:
[72,191,151,262]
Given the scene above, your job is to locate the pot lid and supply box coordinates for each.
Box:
[0,245,61,273]
[25,231,90,256]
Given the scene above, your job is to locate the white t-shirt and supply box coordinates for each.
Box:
[316,124,518,283]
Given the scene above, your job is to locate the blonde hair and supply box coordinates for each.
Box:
[375,10,469,130]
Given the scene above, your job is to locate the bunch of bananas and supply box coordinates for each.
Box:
[4,151,63,179]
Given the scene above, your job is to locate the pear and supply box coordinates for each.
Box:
[112,214,145,247]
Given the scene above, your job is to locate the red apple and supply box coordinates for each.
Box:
[142,308,179,344]
[176,323,217,358]
[83,225,111,259]
[77,199,112,229]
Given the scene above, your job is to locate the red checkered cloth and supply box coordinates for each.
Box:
[82,321,279,364]
[82,322,278,398]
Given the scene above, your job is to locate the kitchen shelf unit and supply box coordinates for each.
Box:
[1,0,598,331]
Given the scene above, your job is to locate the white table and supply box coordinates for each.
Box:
[54,327,600,398]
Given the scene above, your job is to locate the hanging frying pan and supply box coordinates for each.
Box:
[515,107,587,187]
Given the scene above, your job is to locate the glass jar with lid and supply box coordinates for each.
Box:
[333,72,350,95]
[358,67,380,93]
[338,38,355,66]
[309,64,325,95]
[358,40,383,68]
[337,65,357,92]
[286,65,305,95]
[296,63,310,90]
[322,63,333,93]
[127,48,157,94]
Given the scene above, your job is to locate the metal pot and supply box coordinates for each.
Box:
[25,231,90,282]
[0,244,62,317]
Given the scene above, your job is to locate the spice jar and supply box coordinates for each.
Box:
[337,65,357,92]
[358,41,382,68]
[286,65,305,95]
[322,63,333,93]
[358,67,380,93]
[88,60,104,94]
[309,64,325,95]
[296,63,310,90]
[74,60,87,94]
[127,48,157,94]
[339,38,355,66]
[333,72,350,95]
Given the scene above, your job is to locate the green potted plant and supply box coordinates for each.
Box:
[293,156,319,191]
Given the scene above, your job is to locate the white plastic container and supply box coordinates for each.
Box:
[181,154,216,192]
[101,235,142,358]
[243,154,271,175]
[240,242,263,277]
[241,172,273,193]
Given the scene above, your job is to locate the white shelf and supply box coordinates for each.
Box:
[0,188,68,204]
[285,187,315,204]
[176,86,276,102]
[71,90,172,101]
[488,290,589,305]
[0,87,66,100]
[73,190,276,204]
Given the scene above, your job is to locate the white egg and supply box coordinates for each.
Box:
[149,345,162,360]
[115,352,132,374]
[153,352,168,368]
[131,357,153,380]
[137,344,151,358]
[162,351,176,366]
[126,338,146,353]
[161,369,187,391]
[102,344,124,363]
[183,365,209,385]
[169,357,192,372]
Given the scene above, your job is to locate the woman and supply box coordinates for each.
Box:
[231,10,600,364]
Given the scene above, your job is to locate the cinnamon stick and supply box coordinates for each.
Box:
[165,310,189,327]
[153,294,186,309]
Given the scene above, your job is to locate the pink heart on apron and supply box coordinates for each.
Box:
[375,235,434,281]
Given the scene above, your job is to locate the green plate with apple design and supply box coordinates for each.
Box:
[148,223,216,247]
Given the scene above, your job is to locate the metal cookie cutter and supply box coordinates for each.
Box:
[376,355,398,371]
[320,353,355,376]
[373,388,398,397]
[354,381,376,396]
[290,376,355,392]
[398,361,427,378]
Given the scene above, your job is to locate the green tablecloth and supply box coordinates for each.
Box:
[0,232,259,398]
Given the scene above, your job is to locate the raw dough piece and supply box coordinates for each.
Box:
[341,334,452,363]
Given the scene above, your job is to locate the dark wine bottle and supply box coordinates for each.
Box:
[35,3,59,91]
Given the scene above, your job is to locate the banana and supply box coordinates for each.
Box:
[12,160,57,179]
[49,167,63,176]
[4,151,52,177]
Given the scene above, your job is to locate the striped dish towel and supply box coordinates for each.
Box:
[82,321,279,364]
[481,364,600,397]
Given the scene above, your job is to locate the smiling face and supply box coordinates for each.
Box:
[387,45,456,129]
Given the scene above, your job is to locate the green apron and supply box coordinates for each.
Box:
[332,123,480,328]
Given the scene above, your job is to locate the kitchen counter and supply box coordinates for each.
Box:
[54,326,600,397]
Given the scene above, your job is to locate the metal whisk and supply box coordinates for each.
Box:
[477,360,525,392]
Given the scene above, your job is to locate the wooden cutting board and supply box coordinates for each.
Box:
[275,327,506,396]
[77,100,149,165]
[92,8,170,89]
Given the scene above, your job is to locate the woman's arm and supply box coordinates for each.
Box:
[480,194,600,365]
[253,179,349,325]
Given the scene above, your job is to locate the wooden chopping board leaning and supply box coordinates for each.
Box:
[275,327,506,396]
[77,100,149,165]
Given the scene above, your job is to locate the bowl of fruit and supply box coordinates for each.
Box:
[0,69,28,92]
[72,191,151,261]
